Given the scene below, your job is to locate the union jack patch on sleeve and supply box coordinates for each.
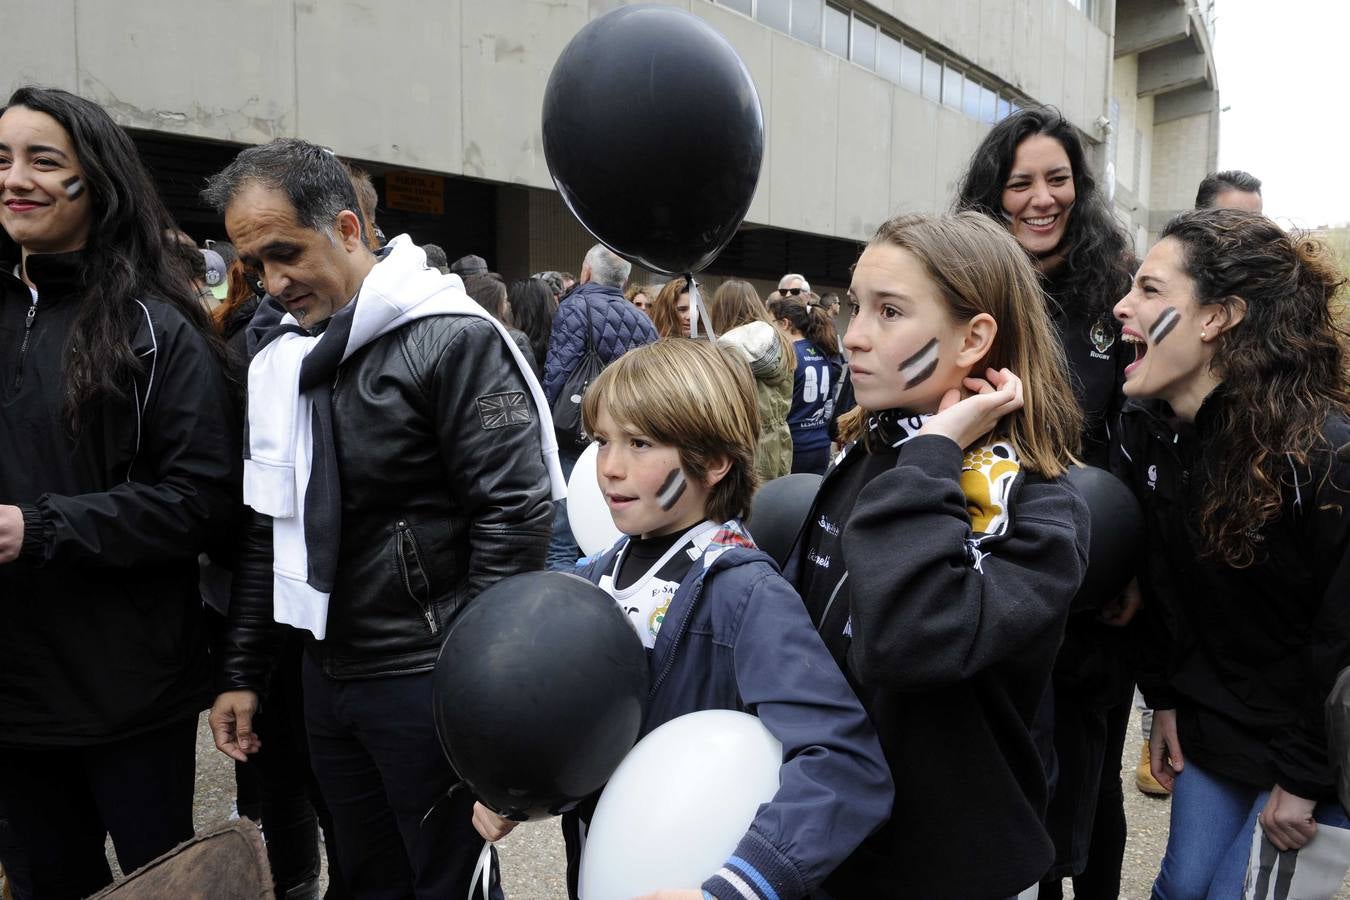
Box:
[475,391,532,430]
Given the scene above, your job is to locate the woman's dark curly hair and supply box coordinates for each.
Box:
[1162,207,1350,567]
[954,106,1134,315]
[0,86,215,427]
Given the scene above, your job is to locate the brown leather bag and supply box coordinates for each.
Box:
[90,819,274,900]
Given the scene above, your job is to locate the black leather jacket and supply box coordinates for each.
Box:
[219,313,553,688]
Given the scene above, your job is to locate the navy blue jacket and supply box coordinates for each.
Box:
[543,281,657,405]
[576,524,892,900]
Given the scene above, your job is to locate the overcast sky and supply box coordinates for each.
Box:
[1213,0,1349,228]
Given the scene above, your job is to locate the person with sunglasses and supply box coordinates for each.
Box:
[769,272,810,303]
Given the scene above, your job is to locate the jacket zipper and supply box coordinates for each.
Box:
[11,296,38,391]
[395,520,439,635]
[649,578,705,697]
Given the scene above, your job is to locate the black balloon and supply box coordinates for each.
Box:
[1065,465,1144,604]
[432,572,648,820]
[747,473,823,568]
[541,5,764,275]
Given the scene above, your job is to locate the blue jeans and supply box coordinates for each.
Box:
[546,450,580,571]
[1152,761,1350,899]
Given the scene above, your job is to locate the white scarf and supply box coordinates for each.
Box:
[243,235,566,639]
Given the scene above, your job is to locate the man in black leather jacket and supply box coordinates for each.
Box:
[203,139,555,899]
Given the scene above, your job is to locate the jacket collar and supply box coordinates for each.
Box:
[569,280,624,303]
[1,250,87,305]
[1122,384,1229,444]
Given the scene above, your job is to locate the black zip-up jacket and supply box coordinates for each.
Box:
[1117,393,1350,799]
[219,312,553,688]
[0,251,238,746]
[790,433,1090,898]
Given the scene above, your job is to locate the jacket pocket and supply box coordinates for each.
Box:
[394,520,439,635]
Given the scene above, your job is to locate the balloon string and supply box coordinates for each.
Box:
[469,840,493,900]
[687,274,717,341]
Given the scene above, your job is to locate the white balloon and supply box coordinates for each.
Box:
[580,710,783,900]
[567,441,625,557]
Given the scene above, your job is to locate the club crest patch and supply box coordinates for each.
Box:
[476,391,532,430]
[1089,316,1116,355]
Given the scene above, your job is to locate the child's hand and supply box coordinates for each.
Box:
[471,801,518,842]
[634,891,703,900]
[917,368,1024,450]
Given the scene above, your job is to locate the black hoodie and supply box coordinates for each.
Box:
[0,252,238,746]
[789,423,1089,899]
[1118,393,1350,799]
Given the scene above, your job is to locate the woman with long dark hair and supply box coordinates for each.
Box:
[1116,208,1350,897]
[0,86,237,898]
[508,276,556,374]
[770,294,842,475]
[955,106,1138,899]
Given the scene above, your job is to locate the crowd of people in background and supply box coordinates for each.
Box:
[2,81,1349,900]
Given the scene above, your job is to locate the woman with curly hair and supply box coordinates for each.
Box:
[1115,207,1350,897]
[955,106,1139,898]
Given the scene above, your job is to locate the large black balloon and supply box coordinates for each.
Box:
[432,572,648,820]
[747,473,823,568]
[1065,465,1145,604]
[542,5,764,275]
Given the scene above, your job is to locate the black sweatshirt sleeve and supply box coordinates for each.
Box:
[1111,410,1178,711]
[841,434,1090,690]
[1271,444,1350,798]
[21,307,239,568]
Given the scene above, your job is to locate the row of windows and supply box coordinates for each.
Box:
[715,0,1029,126]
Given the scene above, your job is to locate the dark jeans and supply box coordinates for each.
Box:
[790,443,830,476]
[302,653,498,900]
[235,632,349,899]
[0,717,197,900]
[1041,696,1131,899]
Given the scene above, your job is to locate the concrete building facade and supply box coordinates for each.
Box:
[5,0,1218,289]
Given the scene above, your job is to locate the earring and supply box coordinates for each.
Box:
[1200,331,1207,339]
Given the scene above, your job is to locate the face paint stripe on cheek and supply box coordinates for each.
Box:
[61,176,84,200]
[1148,307,1180,345]
[899,338,940,389]
[656,469,687,511]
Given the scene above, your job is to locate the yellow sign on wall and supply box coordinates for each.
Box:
[385,171,445,215]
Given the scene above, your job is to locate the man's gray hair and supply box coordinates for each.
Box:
[584,244,632,288]
[778,273,810,292]
[202,138,362,236]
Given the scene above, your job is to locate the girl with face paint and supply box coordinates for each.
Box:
[1114,208,1350,898]
[789,213,1089,898]
[0,87,235,897]
[956,107,1142,898]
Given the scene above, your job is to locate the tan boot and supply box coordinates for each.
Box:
[1135,740,1171,796]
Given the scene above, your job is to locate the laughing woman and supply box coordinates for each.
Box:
[1115,207,1350,898]
[0,87,236,898]
[955,106,1139,899]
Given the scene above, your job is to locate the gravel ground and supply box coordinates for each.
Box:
[177,709,1348,899]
